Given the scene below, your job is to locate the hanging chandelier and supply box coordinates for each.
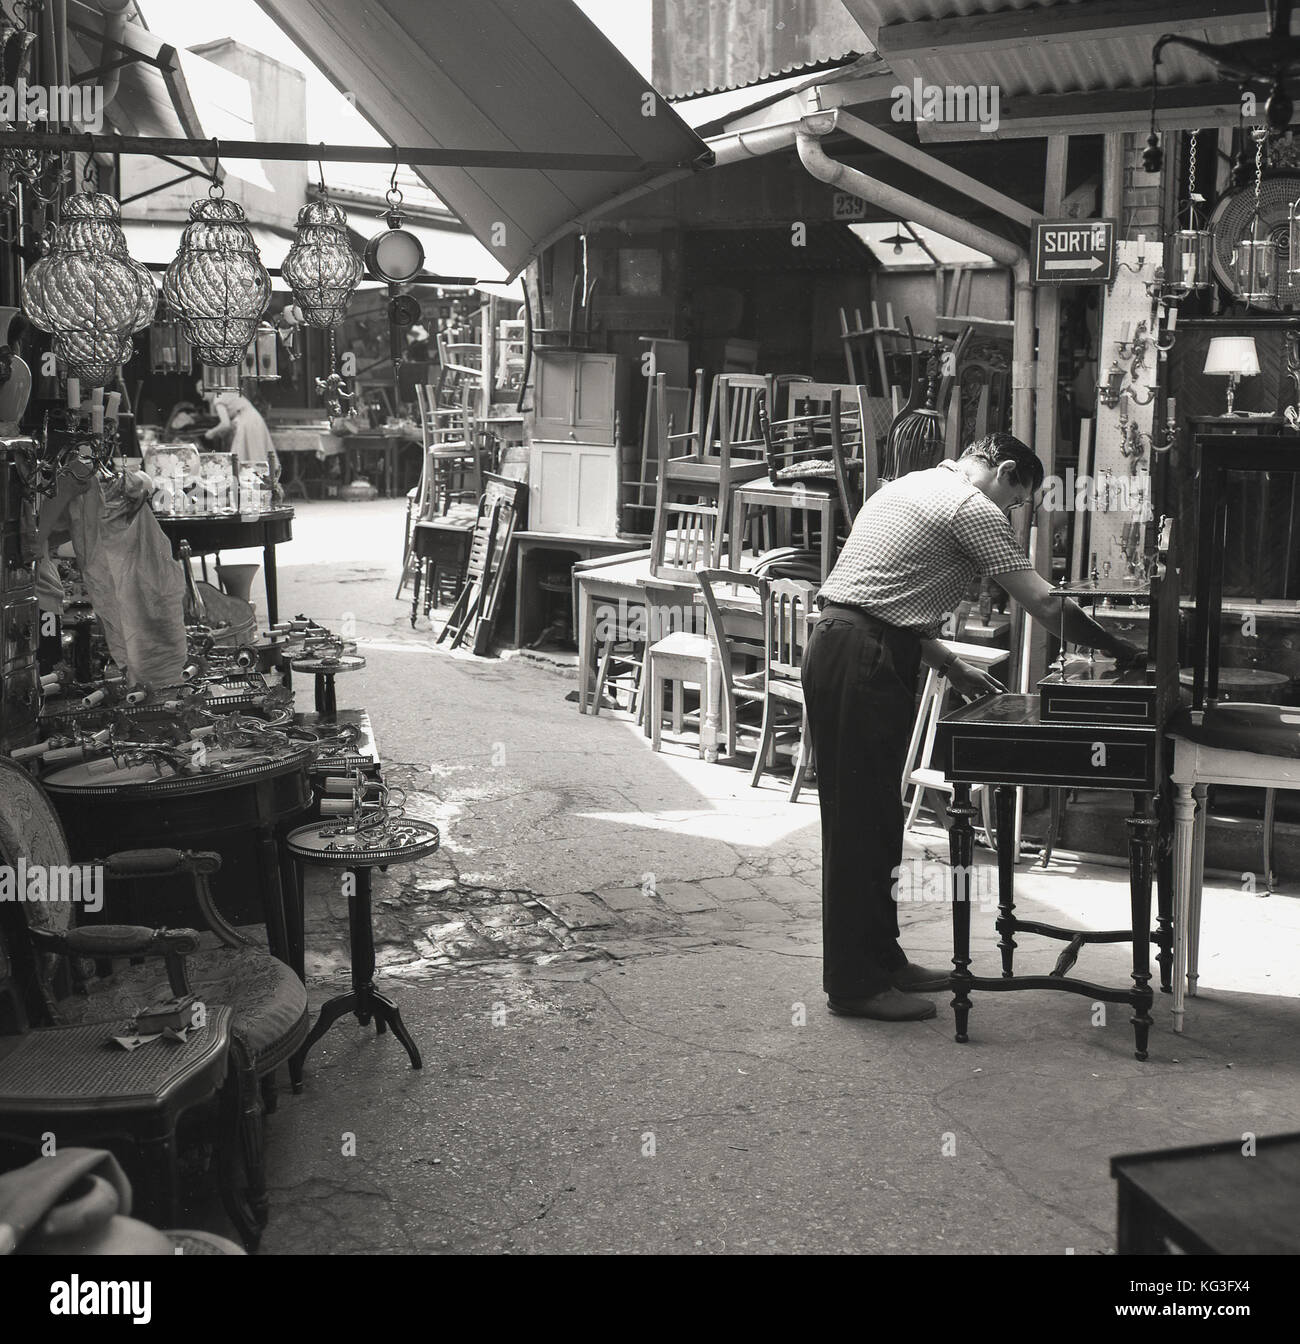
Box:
[1144,3,1300,173]
[163,177,271,368]
[21,189,155,388]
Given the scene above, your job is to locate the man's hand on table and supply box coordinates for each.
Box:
[1109,637,1147,674]
[947,659,1005,702]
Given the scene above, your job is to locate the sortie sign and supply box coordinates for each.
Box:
[1031,218,1116,283]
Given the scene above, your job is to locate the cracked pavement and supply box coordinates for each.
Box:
[235,501,1300,1254]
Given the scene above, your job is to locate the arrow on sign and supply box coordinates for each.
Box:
[1044,256,1103,272]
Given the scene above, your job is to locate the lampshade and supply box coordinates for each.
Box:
[1203,336,1261,376]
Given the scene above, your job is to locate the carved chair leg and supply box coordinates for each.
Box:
[218,1038,267,1252]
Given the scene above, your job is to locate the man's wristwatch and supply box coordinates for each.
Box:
[938,651,959,677]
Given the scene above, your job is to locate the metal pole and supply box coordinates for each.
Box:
[0,129,707,174]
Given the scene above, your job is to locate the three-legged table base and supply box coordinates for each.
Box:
[286,820,442,1076]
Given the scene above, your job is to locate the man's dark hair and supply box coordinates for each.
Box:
[960,431,1044,492]
[7,312,32,353]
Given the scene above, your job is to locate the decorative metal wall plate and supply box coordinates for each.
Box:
[1209,173,1300,310]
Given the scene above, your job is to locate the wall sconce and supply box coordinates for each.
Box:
[1152,395,1177,453]
[1099,361,1127,409]
[1116,319,1148,362]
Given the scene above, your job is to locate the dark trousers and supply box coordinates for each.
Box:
[801,606,921,998]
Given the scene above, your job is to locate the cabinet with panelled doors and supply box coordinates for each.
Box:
[528,352,623,537]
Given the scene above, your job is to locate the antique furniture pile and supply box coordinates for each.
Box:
[0,439,431,1251]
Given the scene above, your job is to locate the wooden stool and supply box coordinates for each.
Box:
[644,631,718,759]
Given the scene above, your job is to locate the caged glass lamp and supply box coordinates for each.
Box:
[21,192,155,388]
[283,197,363,327]
[163,187,271,369]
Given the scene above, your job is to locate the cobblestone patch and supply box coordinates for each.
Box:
[298,761,824,977]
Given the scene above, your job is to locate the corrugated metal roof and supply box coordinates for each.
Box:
[256,0,710,280]
[653,0,868,98]
[843,0,1269,102]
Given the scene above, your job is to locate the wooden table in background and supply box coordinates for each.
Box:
[156,509,294,625]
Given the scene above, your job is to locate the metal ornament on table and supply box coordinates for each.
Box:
[315,769,437,860]
[162,169,271,369]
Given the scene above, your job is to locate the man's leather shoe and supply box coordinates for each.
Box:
[827,988,937,1021]
[891,962,951,992]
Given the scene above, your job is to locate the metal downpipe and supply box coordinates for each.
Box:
[795,126,1035,446]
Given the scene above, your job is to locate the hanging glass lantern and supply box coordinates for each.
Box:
[1166,131,1212,291]
[150,307,193,374]
[1234,129,1278,306]
[20,191,154,388]
[1288,194,1300,279]
[1169,226,1213,291]
[1234,230,1278,303]
[163,187,271,367]
[283,197,362,327]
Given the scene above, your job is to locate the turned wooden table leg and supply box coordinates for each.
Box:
[994,783,1017,976]
[1155,786,1174,994]
[1170,780,1196,1034]
[1188,783,1208,998]
[1127,792,1157,1060]
[948,783,977,1043]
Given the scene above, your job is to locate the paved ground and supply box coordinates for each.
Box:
[220,501,1300,1254]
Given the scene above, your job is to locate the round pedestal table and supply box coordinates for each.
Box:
[289,652,366,719]
[287,817,440,1072]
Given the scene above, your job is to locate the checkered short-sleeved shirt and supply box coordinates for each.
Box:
[818,461,1033,636]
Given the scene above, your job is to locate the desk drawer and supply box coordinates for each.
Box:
[946,730,1158,790]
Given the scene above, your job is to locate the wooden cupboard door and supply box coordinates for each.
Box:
[534,355,576,441]
[573,355,616,445]
[573,446,618,535]
[529,442,619,537]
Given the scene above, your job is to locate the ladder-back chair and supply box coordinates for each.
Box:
[750,579,818,800]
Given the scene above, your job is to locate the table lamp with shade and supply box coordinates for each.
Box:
[1202,336,1260,416]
